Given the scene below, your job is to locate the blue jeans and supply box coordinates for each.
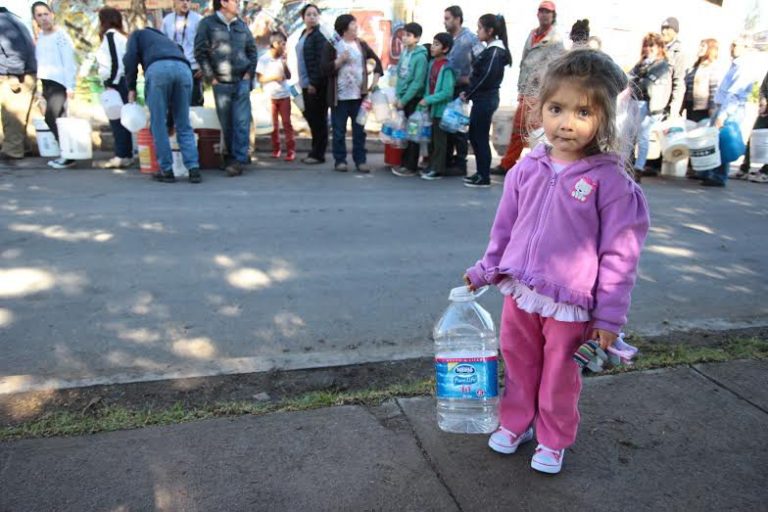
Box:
[634,101,663,171]
[145,60,199,172]
[468,93,499,180]
[213,79,252,164]
[331,99,366,166]
[107,78,133,159]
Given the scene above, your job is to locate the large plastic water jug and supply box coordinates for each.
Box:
[99,89,123,120]
[440,98,470,134]
[434,286,499,434]
[33,118,59,157]
[370,88,391,122]
[120,103,147,133]
[719,119,745,164]
[56,117,92,160]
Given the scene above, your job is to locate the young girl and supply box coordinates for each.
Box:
[95,7,134,170]
[462,14,512,188]
[32,1,77,169]
[464,49,650,474]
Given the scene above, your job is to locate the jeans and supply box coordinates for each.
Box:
[331,99,366,166]
[634,101,663,171]
[106,78,133,159]
[302,85,328,161]
[271,97,295,153]
[468,93,500,180]
[446,85,469,169]
[213,79,252,164]
[191,73,204,106]
[145,60,199,172]
[42,79,67,142]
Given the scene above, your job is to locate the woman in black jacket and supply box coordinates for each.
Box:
[462,14,512,188]
[296,4,328,164]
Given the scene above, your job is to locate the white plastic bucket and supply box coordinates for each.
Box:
[749,129,768,164]
[687,127,720,171]
[189,107,221,129]
[56,117,92,160]
[100,89,123,120]
[659,119,690,162]
[120,103,148,133]
[32,118,59,157]
[661,157,689,177]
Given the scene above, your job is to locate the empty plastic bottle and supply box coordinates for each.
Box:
[434,286,499,434]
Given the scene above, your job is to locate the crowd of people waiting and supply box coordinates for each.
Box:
[0,1,766,188]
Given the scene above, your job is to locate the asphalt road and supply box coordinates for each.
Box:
[1,155,766,392]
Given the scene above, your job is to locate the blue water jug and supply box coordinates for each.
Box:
[719,119,745,164]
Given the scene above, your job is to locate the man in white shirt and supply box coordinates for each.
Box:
[162,0,203,106]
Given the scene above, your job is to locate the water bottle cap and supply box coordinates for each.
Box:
[449,285,487,302]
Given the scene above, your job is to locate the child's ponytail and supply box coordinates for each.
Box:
[478,13,512,66]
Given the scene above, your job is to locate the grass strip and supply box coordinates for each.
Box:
[1,337,765,441]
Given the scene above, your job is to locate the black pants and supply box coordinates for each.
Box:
[401,96,422,171]
[469,93,500,181]
[191,74,204,106]
[42,79,67,141]
[302,86,328,161]
[446,85,469,169]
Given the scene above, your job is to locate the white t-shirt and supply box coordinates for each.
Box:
[256,53,290,99]
[336,39,363,101]
[35,29,77,91]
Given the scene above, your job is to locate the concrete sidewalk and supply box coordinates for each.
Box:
[2,360,766,511]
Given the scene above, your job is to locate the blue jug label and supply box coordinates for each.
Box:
[435,356,498,399]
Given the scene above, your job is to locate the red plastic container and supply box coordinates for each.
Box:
[384,143,404,167]
[195,128,222,169]
[137,128,159,174]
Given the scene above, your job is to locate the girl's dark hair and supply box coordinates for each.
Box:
[536,49,629,156]
[334,14,355,37]
[478,14,511,66]
[213,0,223,11]
[270,30,287,42]
[31,1,51,15]
[300,4,320,18]
[99,7,125,39]
[433,32,454,53]
[444,6,463,24]
[404,22,422,39]
[570,19,590,43]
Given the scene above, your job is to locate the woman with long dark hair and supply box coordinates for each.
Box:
[462,13,512,188]
[296,4,328,164]
[95,7,134,169]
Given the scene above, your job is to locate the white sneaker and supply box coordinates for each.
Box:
[97,157,133,169]
[49,158,76,169]
[748,172,768,183]
[488,426,534,454]
[531,444,564,474]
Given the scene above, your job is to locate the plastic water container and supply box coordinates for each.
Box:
[356,97,372,126]
[120,103,147,133]
[659,119,689,162]
[719,119,745,163]
[687,127,720,171]
[434,286,499,434]
[371,88,391,122]
[99,89,123,120]
[189,107,221,129]
[440,99,470,134]
[32,118,59,157]
[750,129,768,164]
[289,84,305,112]
[56,117,92,160]
[137,128,159,174]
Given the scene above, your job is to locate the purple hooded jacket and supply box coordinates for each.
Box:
[466,145,650,333]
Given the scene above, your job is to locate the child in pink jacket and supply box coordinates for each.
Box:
[465,49,650,474]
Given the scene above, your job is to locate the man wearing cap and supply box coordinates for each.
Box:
[495,1,564,174]
[661,17,685,118]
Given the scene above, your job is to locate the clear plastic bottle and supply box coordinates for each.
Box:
[434,286,499,434]
[356,97,372,126]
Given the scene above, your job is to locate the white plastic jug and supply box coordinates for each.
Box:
[100,89,123,120]
[750,129,768,164]
[687,127,720,171]
[32,118,59,157]
[56,117,92,160]
[189,107,221,129]
[370,88,391,122]
[120,103,148,133]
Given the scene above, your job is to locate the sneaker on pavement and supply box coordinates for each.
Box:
[748,172,768,183]
[488,427,534,455]
[302,156,324,164]
[97,156,132,169]
[356,163,371,173]
[271,149,281,159]
[392,166,418,177]
[49,158,76,169]
[464,174,491,188]
[188,168,202,184]
[730,168,750,180]
[284,151,296,162]
[225,162,243,177]
[153,170,175,183]
[531,444,564,474]
[463,174,477,183]
[421,169,443,180]
[334,162,348,172]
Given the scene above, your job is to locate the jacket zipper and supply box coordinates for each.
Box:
[521,169,557,277]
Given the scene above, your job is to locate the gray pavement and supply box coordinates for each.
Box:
[1,155,767,392]
[2,360,766,511]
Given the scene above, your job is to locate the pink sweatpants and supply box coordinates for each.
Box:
[499,295,590,450]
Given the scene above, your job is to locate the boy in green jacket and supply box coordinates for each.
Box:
[392,23,428,176]
[419,32,455,180]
